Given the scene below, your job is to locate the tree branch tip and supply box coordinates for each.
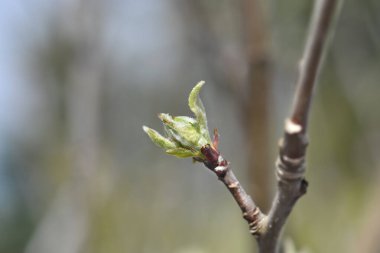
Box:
[285,119,303,134]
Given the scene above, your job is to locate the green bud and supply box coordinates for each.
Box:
[158,113,208,150]
[143,81,212,161]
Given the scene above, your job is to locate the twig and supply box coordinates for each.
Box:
[201,144,266,235]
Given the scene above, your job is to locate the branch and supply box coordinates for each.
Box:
[258,0,338,252]
[291,0,338,128]
[144,1,339,251]
[200,144,266,236]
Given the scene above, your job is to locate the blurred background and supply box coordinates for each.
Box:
[1,0,380,252]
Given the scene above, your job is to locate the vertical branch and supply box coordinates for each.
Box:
[291,0,338,128]
[257,0,339,252]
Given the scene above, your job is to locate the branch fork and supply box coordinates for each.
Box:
[143,0,338,251]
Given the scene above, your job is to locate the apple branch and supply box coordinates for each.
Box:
[143,0,339,252]
[256,0,338,252]
[200,144,266,236]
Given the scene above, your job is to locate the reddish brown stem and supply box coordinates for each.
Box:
[201,146,266,236]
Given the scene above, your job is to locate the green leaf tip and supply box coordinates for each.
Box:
[188,81,211,143]
[188,81,205,114]
[142,125,176,149]
[143,81,213,161]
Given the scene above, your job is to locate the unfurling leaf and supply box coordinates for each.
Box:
[166,148,197,158]
[142,126,176,149]
[188,81,211,142]
[142,81,213,161]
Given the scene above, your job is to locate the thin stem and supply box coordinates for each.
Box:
[201,145,266,236]
[220,167,266,235]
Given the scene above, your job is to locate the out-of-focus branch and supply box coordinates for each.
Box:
[240,0,272,211]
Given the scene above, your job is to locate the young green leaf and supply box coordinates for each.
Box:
[188,81,211,142]
[143,81,213,162]
[142,126,177,149]
[166,148,196,158]
[159,113,208,148]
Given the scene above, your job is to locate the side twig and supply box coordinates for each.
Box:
[201,144,267,235]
